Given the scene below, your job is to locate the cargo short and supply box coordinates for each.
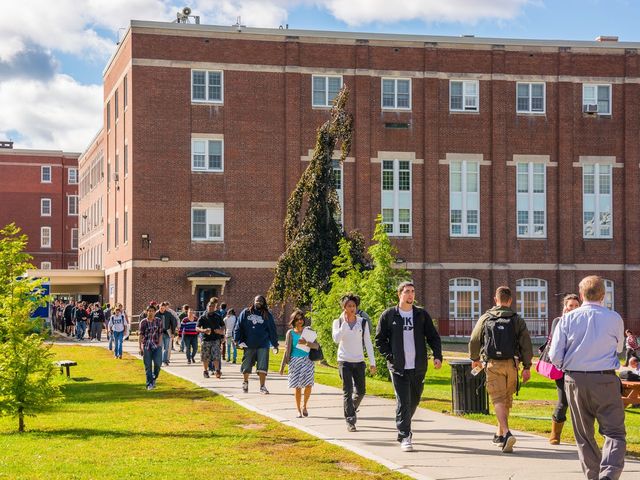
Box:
[485,359,518,408]
[201,339,221,365]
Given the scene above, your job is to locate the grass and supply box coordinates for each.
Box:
[0,346,409,480]
[271,348,640,457]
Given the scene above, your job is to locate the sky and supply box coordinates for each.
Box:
[0,0,638,153]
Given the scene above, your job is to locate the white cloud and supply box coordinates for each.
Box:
[0,75,102,152]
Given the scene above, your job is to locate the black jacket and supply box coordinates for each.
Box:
[375,305,443,375]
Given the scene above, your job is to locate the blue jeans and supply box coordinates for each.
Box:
[162,333,172,363]
[108,331,113,350]
[113,330,124,358]
[184,335,198,362]
[143,347,162,386]
[76,321,86,340]
[226,336,237,362]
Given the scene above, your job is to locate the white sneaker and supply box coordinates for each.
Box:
[400,434,413,452]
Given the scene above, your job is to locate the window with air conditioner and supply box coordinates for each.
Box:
[583,84,611,115]
[450,80,479,112]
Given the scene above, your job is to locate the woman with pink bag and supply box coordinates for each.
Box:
[538,293,580,445]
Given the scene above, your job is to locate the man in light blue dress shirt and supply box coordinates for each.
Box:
[549,275,625,480]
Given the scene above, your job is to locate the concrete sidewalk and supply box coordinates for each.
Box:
[79,338,640,480]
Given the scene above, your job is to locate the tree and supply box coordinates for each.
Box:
[268,86,353,308]
[310,216,411,378]
[0,223,62,432]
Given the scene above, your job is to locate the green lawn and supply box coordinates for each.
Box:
[271,349,640,457]
[0,346,408,480]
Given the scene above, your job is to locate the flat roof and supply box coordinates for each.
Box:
[0,148,81,158]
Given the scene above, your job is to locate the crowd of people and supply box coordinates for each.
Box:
[55,274,632,480]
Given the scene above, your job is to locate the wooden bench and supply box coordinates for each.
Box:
[55,360,77,378]
[621,380,640,407]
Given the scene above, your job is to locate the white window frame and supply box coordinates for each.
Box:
[583,164,612,239]
[68,262,78,270]
[40,261,52,270]
[41,165,51,183]
[515,278,548,336]
[583,83,612,115]
[449,80,479,112]
[191,138,224,172]
[516,162,547,238]
[381,159,412,237]
[71,228,78,250]
[332,160,344,228]
[449,161,480,237]
[381,78,411,110]
[191,204,224,241]
[312,75,343,107]
[604,279,614,310]
[124,209,128,244]
[41,227,51,248]
[516,82,546,114]
[68,168,78,184]
[41,198,51,217]
[68,195,78,216]
[448,278,481,320]
[191,70,223,104]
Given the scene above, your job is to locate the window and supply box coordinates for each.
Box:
[517,82,545,113]
[124,144,128,176]
[191,205,224,241]
[191,70,223,103]
[41,198,51,216]
[381,78,411,110]
[68,195,78,216]
[40,262,52,270]
[449,278,481,320]
[191,139,223,172]
[583,164,612,238]
[516,163,546,237]
[106,222,110,251]
[450,161,479,236]
[312,75,342,107]
[115,217,119,248]
[123,74,128,108]
[381,159,411,236]
[450,80,479,112]
[106,100,111,130]
[68,262,78,270]
[124,210,128,243]
[332,160,344,227]
[41,165,51,183]
[515,278,548,336]
[68,168,78,184]
[583,84,611,115]
[114,89,119,120]
[41,227,51,248]
[604,279,614,310]
[114,153,119,175]
[71,228,78,250]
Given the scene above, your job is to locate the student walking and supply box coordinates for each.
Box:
[234,295,279,394]
[108,305,128,359]
[74,301,89,340]
[180,309,199,364]
[469,286,533,453]
[89,303,105,341]
[549,275,626,480]
[224,309,238,363]
[157,302,178,366]
[279,309,319,417]
[624,329,639,367]
[197,299,225,378]
[63,299,75,337]
[375,281,442,452]
[139,304,164,390]
[332,293,376,432]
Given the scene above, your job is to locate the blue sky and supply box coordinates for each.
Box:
[0,0,638,151]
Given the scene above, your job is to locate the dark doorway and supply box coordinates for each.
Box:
[196,287,218,312]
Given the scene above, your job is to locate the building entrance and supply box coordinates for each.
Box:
[196,287,218,312]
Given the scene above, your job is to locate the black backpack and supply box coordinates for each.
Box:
[483,314,518,360]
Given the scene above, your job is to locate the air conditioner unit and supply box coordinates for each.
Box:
[112,172,119,182]
[583,104,598,113]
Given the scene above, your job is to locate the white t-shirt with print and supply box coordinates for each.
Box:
[399,308,415,369]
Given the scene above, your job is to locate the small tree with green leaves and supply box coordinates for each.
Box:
[268,86,353,309]
[0,223,62,432]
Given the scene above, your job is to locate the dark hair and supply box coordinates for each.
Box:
[146,304,157,312]
[220,303,227,309]
[289,309,305,328]
[563,293,580,308]
[397,281,415,295]
[495,286,512,303]
[160,301,170,307]
[207,297,219,307]
[626,329,633,335]
[182,304,190,311]
[340,293,359,309]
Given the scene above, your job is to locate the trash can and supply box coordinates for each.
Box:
[450,359,489,415]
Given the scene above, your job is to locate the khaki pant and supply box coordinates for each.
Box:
[485,359,518,408]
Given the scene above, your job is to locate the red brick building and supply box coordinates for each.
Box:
[80,20,640,332]
[0,142,79,269]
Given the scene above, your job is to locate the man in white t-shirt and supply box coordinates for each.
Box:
[332,293,377,432]
[375,281,442,452]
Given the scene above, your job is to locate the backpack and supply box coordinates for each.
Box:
[483,314,518,360]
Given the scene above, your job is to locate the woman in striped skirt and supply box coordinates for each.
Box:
[279,309,319,417]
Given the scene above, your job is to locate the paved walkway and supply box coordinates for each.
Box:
[73,338,640,480]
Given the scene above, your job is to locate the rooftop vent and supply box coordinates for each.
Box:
[596,36,619,42]
[0,140,13,149]
[174,7,200,24]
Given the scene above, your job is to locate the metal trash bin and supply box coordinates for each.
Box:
[450,359,489,414]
